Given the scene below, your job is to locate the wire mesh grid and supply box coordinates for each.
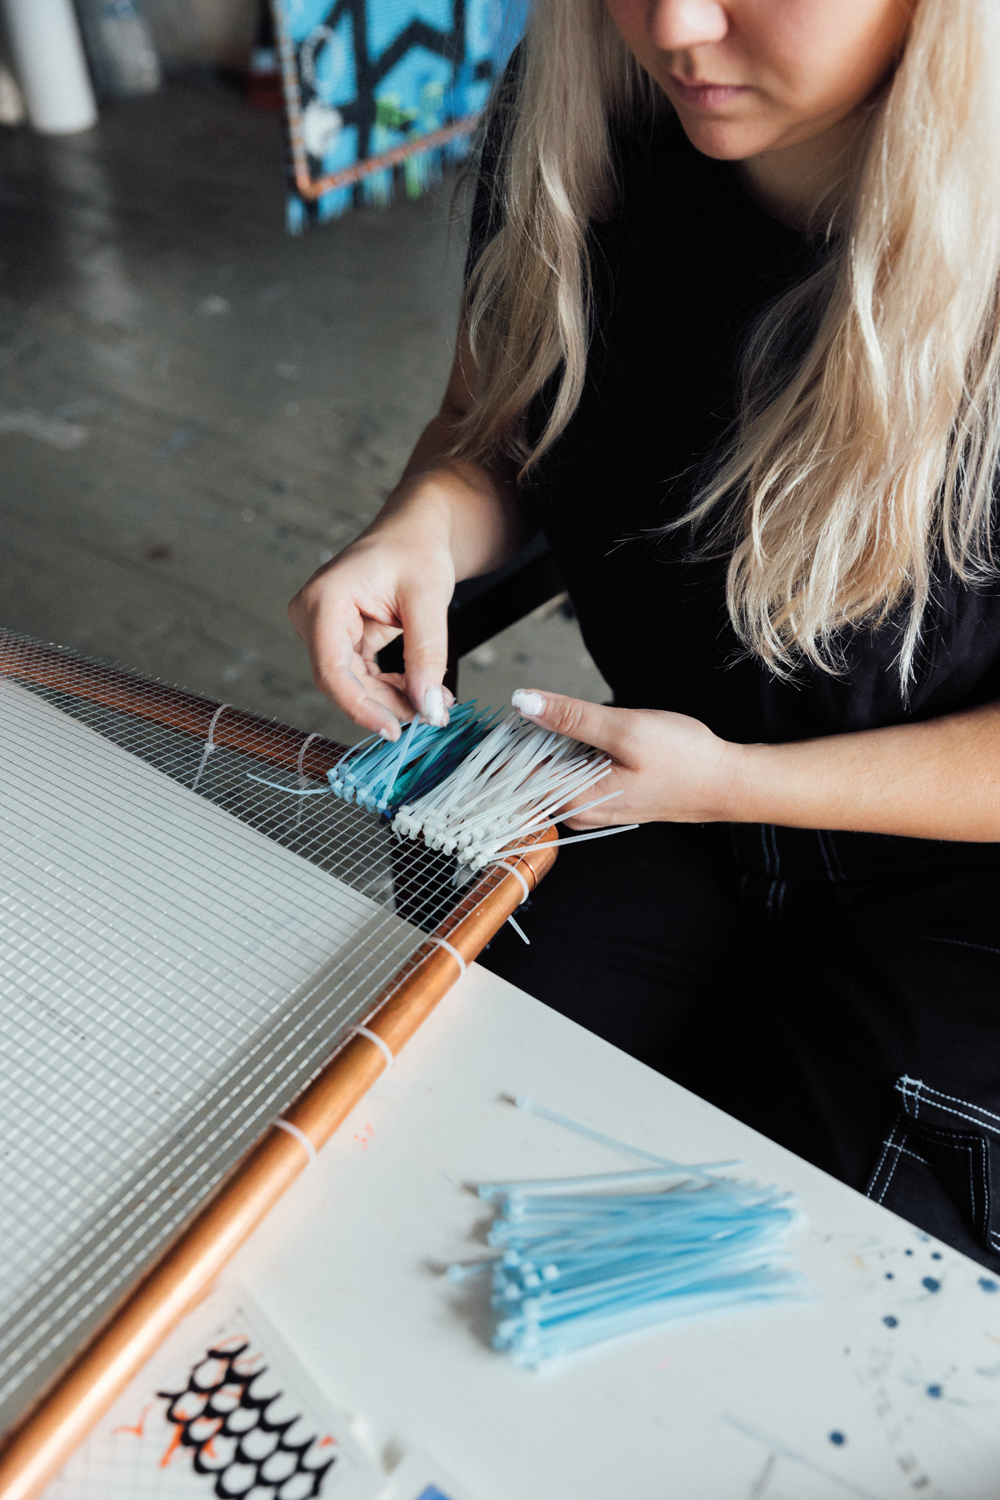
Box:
[0,632,487,1431]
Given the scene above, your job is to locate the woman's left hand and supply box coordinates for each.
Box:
[510,689,739,827]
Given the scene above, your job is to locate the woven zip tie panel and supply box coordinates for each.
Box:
[0,630,511,1433]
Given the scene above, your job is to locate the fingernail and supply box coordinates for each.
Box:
[422,685,449,728]
[379,725,399,743]
[512,690,545,718]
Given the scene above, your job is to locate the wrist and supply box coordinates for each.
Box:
[711,738,770,824]
[381,465,518,578]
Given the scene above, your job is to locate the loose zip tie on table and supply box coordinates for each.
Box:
[191,703,229,793]
[355,1025,394,1069]
[272,1117,317,1166]
[444,1098,807,1369]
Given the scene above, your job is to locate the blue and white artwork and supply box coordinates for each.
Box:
[274,0,526,229]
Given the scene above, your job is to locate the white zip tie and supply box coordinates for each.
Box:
[506,915,530,945]
[272,1117,318,1166]
[294,731,321,829]
[190,703,229,793]
[491,860,530,905]
[296,730,321,778]
[502,824,640,855]
[423,934,467,977]
[355,1024,395,1069]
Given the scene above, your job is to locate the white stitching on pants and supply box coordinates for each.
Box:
[768,824,781,878]
[886,1144,930,1167]
[897,1074,922,1121]
[923,935,1000,960]
[903,1092,1000,1137]
[869,1121,899,1196]
[910,1124,981,1226]
[877,1126,909,1205]
[902,1075,1000,1130]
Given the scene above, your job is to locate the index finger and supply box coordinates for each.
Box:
[399,582,452,728]
[290,587,403,740]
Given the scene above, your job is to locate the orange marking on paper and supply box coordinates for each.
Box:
[160,1424,183,1468]
[113,1403,152,1438]
[318,1434,338,1448]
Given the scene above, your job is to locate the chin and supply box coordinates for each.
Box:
[672,113,779,163]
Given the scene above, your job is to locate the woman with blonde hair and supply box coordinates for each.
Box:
[291,0,1000,1267]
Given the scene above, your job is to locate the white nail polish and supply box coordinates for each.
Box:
[512,690,545,717]
[423,685,448,727]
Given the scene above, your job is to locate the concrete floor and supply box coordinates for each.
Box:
[0,76,608,745]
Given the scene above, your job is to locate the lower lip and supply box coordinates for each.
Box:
[668,76,751,110]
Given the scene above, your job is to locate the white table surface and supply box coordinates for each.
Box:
[197,962,1000,1500]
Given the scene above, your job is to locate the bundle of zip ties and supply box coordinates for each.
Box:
[247,702,637,878]
[247,700,497,814]
[445,1098,807,1370]
[329,700,498,813]
[394,712,631,875]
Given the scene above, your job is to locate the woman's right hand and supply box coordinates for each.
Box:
[288,482,458,741]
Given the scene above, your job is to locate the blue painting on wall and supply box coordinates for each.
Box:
[273,0,526,229]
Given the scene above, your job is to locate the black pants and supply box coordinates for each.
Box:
[480,821,1000,1271]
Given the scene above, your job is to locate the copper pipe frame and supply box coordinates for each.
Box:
[270,0,480,202]
[0,633,557,1500]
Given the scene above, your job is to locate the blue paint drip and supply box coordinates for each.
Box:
[931,1251,942,1260]
[922,1276,941,1293]
[979,1277,999,1293]
[829,1431,846,1446]
[926,1384,942,1399]
[885,1271,894,1279]
[883,1315,898,1328]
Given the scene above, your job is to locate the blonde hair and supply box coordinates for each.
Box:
[458,0,1000,683]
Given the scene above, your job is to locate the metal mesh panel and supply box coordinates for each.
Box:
[0,631,482,1431]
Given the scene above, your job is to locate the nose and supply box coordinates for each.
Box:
[646,0,729,51]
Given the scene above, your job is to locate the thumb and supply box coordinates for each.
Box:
[511,689,635,762]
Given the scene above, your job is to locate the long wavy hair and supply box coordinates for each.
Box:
[456,0,1000,683]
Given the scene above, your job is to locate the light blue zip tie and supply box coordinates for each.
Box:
[445,1098,808,1368]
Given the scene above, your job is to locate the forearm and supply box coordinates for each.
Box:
[370,412,533,582]
[721,700,1000,841]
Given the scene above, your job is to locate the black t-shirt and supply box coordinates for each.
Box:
[467,103,1000,746]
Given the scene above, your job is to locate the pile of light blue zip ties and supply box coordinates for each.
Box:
[445,1099,808,1369]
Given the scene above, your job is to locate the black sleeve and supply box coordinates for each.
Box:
[464,45,525,283]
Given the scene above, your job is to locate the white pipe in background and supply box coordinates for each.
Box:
[1,0,98,134]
